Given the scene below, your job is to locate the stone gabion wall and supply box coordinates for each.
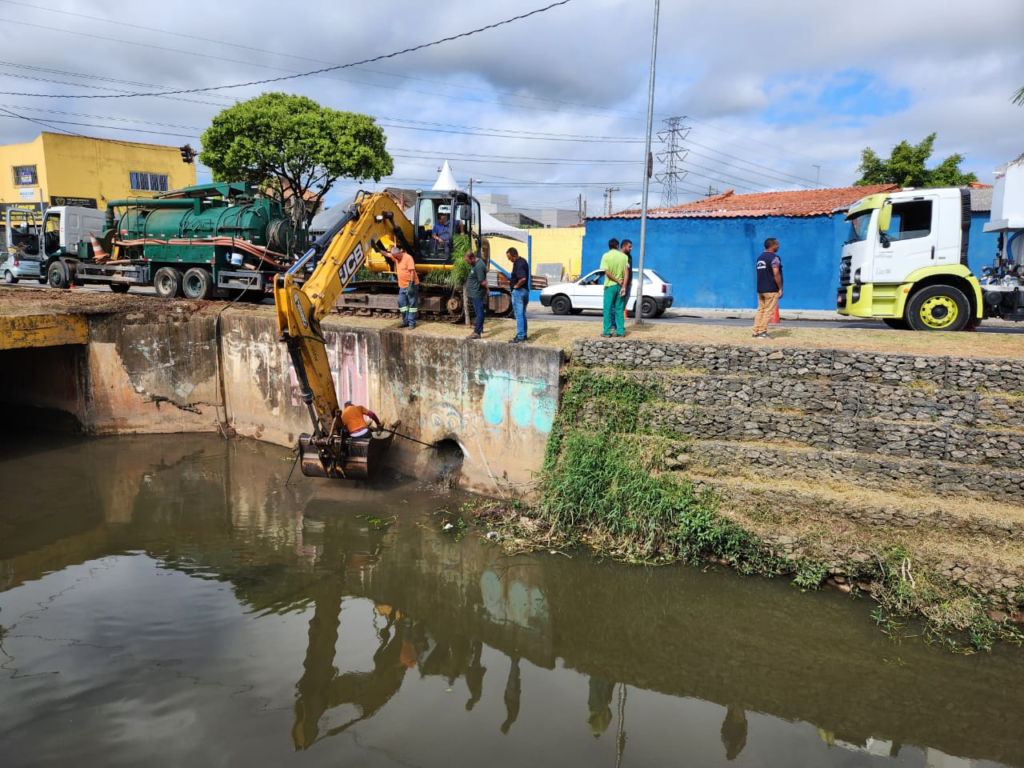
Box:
[685,441,1024,506]
[647,403,1024,469]
[573,339,1024,393]
[649,374,1024,429]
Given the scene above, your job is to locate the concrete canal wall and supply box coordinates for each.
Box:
[0,306,562,494]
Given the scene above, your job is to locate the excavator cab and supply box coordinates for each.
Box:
[412,191,481,265]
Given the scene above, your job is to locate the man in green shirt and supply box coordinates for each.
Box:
[598,238,628,337]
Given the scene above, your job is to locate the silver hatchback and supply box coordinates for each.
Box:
[1,253,45,284]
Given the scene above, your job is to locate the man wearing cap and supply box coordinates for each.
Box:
[341,400,382,438]
[390,245,420,329]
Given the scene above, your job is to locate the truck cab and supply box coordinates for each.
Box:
[42,206,107,257]
[837,187,982,331]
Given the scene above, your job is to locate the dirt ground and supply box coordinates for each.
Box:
[4,286,1024,360]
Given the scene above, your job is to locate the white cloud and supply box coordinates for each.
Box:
[0,0,1019,208]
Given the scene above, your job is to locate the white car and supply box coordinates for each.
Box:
[540,268,673,318]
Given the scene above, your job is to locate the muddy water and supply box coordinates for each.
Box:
[1,434,1022,768]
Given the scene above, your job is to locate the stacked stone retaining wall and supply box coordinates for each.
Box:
[573,338,1024,504]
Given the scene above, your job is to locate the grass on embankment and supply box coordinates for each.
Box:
[471,367,1024,654]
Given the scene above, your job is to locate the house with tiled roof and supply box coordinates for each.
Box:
[583,185,999,311]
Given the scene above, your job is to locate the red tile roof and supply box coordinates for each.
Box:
[594,184,899,220]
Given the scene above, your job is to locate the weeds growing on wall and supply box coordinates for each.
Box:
[535,369,784,570]
[512,368,1024,652]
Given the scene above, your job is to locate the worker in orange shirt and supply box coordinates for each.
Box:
[341,400,382,438]
[390,245,420,329]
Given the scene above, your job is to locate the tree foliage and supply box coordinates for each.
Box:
[854,133,977,188]
[199,92,393,223]
[1014,86,1024,106]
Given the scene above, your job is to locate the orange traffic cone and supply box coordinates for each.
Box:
[88,232,109,263]
[769,303,780,325]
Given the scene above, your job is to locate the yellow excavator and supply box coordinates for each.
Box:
[274,188,492,480]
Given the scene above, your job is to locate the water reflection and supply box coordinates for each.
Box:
[0,433,1022,768]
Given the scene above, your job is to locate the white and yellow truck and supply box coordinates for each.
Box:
[836,156,1024,330]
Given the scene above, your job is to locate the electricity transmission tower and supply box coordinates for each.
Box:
[655,117,690,208]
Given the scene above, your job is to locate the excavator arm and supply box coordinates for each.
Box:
[274,191,414,478]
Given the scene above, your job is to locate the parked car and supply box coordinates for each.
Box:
[1,252,45,284]
[539,268,673,318]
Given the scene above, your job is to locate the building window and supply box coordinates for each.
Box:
[13,165,37,186]
[129,171,169,192]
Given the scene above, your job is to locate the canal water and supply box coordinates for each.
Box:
[1,433,1022,767]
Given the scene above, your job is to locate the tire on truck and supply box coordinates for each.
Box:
[906,284,971,332]
[153,266,183,299]
[182,267,214,301]
[47,260,71,289]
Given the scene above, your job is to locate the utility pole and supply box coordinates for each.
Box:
[813,165,821,188]
[655,116,690,208]
[634,0,660,327]
[704,185,719,198]
[468,178,482,199]
[604,187,620,216]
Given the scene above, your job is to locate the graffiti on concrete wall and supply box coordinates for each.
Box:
[475,369,556,433]
[288,331,370,408]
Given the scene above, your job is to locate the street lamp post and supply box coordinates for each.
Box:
[634,0,660,327]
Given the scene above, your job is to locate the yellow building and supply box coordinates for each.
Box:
[0,132,197,212]
[488,227,585,280]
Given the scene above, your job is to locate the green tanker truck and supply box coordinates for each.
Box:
[45,181,306,300]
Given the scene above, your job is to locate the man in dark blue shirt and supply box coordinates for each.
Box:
[752,237,783,338]
[507,247,530,343]
[432,210,452,256]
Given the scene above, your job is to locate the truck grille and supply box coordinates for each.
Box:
[839,255,852,286]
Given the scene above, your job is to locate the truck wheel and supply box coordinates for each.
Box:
[109,284,130,294]
[47,260,70,289]
[641,297,657,318]
[37,277,47,284]
[883,318,909,330]
[550,295,572,315]
[182,267,213,300]
[4,270,17,284]
[153,267,183,299]
[907,285,970,332]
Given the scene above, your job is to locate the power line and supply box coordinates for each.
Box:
[0,0,833,177]
[0,0,650,124]
[683,134,820,187]
[0,1,574,99]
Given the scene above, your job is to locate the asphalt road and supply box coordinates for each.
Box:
[6,282,1024,335]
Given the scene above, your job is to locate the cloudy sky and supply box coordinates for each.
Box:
[0,0,1020,213]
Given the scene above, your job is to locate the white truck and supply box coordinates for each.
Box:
[0,204,106,286]
[836,156,1024,330]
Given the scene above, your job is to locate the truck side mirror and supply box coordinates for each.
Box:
[877,204,892,233]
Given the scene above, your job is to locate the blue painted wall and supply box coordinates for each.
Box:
[583,212,999,311]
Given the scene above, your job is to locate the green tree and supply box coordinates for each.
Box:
[854,133,977,188]
[1014,86,1024,106]
[199,92,393,223]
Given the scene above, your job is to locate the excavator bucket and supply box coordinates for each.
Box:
[298,424,398,481]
